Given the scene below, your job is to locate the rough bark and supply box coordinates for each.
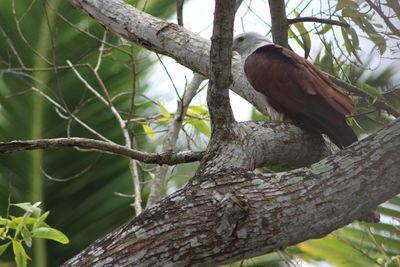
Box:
[62,118,400,267]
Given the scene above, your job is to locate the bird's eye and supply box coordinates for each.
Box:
[237,37,245,42]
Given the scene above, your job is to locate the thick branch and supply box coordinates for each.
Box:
[197,121,330,175]
[268,0,289,47]
[207,0,236,128]
[62,119,400,267]
[0,137,203,165]
[287,17,350,27]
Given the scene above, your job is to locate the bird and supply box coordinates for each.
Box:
[232,31,357,149]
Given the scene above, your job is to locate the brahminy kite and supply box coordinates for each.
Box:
[232,32,357,149]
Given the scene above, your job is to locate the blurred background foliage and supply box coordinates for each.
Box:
[0,0,399,266]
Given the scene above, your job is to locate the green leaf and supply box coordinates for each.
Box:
[288,28,304,49]
[0,217,11,226]
[297,235,378,266]
[187,105,208,117]
[38,211,49,224]
[21,226,32,248]
[373,23,383,29]
[251,107,269,121]
[12,202,42,217]
[187,119,211,137]
[317,24,332,35]
[0,227,5,238]
[341,27,362,64]
[33,211,50,230]
[349,27,360,48]
[9,216,37,227]
[320,42,334,73]
[0,242,11,256]
[293,23,311,58]
[358,83,383,99]
[6,217,21,229]
[12,240,29,267]
[292,11,311,58]
[335,0,358,11]
[358,18,387,54]
[342,7,365,18]
[369,33,387,55]
[32,227,69,244]
[158,102,170,119]
[142,125,156,139]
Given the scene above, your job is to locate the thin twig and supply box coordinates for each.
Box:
[177,0,184,26]
[156,54,182,101]
[146,73,205,208]
[41,157,98,182]
[364,0,400,37]
[12,0,54,66]
[49,2,132,56]
[287,17,350,27]
[0,24,26,68]
[68,59,143,214]
[0,137,205,165]
[327,74,400,118]
[126,44,142,215]
[0,63,91,72]
[94,31,107,72]
[31,87,114,142]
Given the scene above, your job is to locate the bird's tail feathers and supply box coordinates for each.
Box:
[292,112,357,149]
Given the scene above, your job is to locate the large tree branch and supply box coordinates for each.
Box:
[268,0,289,48]
[62,119,400,266]
[207,0,236,129]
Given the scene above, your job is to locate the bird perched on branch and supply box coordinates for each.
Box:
[232,31,357,149]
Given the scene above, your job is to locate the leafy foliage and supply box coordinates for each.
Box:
[0,202,68,267]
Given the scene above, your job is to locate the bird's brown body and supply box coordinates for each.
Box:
[233,32,357,148]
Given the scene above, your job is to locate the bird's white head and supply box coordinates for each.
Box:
[232,32,272,59]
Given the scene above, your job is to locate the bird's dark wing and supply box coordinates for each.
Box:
[244,44,357,148]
